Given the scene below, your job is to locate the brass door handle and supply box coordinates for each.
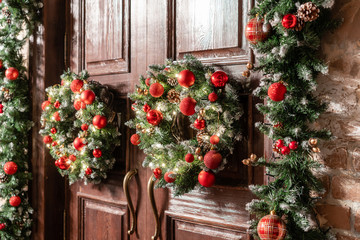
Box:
[123,169,138,235]
[148,176,160,240]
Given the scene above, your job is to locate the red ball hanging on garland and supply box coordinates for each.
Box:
[130,134,141,145]
[194,119,206,130]
[146,109,163,126]
[257,211,287,240]
[275,139,284,148]
[177,70,195,88]
[145,78,151,86]
[5,67,19,80]
[245,18,271,44]
[53,111,61,121]
[210,71,229,88]
[289,141,298,150]
[81,90,95,105]
[73,137,86,151]
[54,101,61,108]
[208,92,218,102]
[179,97,196,116]
[0,223,5,231]
[93,149,102,158]
[69,155,77,162]
[9,196,21,207]
[268,82,287,102]
[185,153,194,163]
[204,150,222,169]
[52,141,58,147]
[56,157,71,170]
[43,135,53,144]
[51,127,57,134]
[42,100,51,110]
[164,171,176,183]
[153,168,162,179]
[81,124,89,131]
[143,103,151,113]
[92,115,107,129]
[282,14,297,29]
[210,135,220,145]
[85,167,93,175]
[73,99,86,110]
[4,161,18,175]
[281,146,291,155]
[70,79,84,93]
[149,83,164,98]
[198,170,215,187]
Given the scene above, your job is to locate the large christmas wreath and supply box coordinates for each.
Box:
[40,70,120,184]
[126,55,243,196]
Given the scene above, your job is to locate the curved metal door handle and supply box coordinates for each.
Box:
[123,169,138,235]
[148,176,160,240]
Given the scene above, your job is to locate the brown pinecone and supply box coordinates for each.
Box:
[297,2,320,23]
[167,78,178,86]
[295,18,305,31]
[167,89,180,103]
[196,130,210,147]
[0,175,8,183]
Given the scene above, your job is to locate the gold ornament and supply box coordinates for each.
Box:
[136,124,142,130]
[195,147,201,155]
[167,89,180,103]
[137,88,143,94]
[309,138,318,146]
[250,153,257,162]
[246,62,254,70]
[242,153,258,166]
[143,89,149,95]
[141,129,146,133]
[242,159,250,166]
[297,2,320,23]
[312,147,321,153]
[198,155,203,161]
[197,115,203,120]
[242,70,250,78]
[199,108,205,116]
[149,127,155,134]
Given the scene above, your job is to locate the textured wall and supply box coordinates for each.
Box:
[316,0,360,239]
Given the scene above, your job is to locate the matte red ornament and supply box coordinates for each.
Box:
[268,82,287,102]
[92,115,107,129]
[245,18,271,44]
[198,170,215,187]
[56,157,71,170]
[289,141,298,150]
[145,78,151,86]
[143,103,151,113]
[210,135,220,145]
[69,155,77,162]
[164,171,176,183]
[275,139,284,148]
[0,223,5,230]
[130,134,141,145]
[149,83,164,98]
[73,137,86,151]
[0,104,3,109]
[257,212,287,240]
[282,14,297,29]
[146,109,163,126]
[210,71,229,88]
[204,150,222,169]
[43,135,53,144]
[9,196,21,207]
[0,109,3,114]
[42,100,51,110]
[81,90,95,105]
[208,92,218,102]
[281,146,291,155]
[153,168,162,179]
[70,79,84,93]
[53,111,61,121]
[5,67,19,80]
[50,127,57,134]
[179,97,196,116]
[4,161,18,175]
[93,149,102,158]
[194,119,206,130]
[177,70,195,88]
[85,167,93,175]
[185,153,194,163]
[81,124,89,131]
[73,99,86,110]
[54,101,61,108]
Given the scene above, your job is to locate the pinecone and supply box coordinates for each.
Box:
[297,2,320,23]
[167,78,178,86]
[295,18,305,31]
[167,89,180,103]
[196,130,210,148]
[0,174,8,183]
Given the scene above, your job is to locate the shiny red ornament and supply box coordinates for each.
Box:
[281,146,291,155]
[43,135,53,144]
[275,139,284,148]
[0,223,5,231]
[198,170,215,187]
[185,153,194,163]
[0,104,3,109]
[268,82,287,102]
[93,149,102,158]
[5,67,19,80]
[282,14,297,29]
[164,171,176,183]
[210,71,229,88]
[208,92,218,102]
[93,115,107,129]
[50,127,57,134]
[85,167,93,175]
[73,137,86,151]
[204,150,222,169]
[194,119,206,130]
[289,141,298,150]
[52,141,58,147]
[9,196,21,207]
[42,100,51,110]
[146,109,163,126]
[69,155,77,162]
[53,111,61,121]
[210,135,220,145]
[4,161,18,175]
[143,103,151,113]
[245,18,271,44]
[257,212,287,240]
[54,101,61,109]
[177,70,195,88]
[145,78,151,86]
[73,99,86,110]
[81,124,89,131]
[153,168,162,179]
[81,90,95,105]
[149,83,164,98]
[179,97,196,116]
[70,79,84,93]
[56,156,71,170]
[130,134,141,145]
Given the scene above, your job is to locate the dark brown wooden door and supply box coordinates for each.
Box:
[64,0,265,239]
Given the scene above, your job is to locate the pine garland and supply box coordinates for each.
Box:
[0,1,41,239]
[246,0,340,239]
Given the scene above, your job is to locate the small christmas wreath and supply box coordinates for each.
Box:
[40,70,120,184]
[126,55,243,196]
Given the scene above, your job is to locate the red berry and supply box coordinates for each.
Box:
[289,141,298,150]
[164,172,176,183]
[50,128,57,134]
[185,153,194,163]
[69,155,77,162]
[93,149,102,158]
[5,67,19,80]
[281,146,291,155]
[130,134,141,145]
[275,139,284,148]
[143,104,151,113]
[210,135,220,145]
[153,168,162,179]
[208,92,218,102]
[43,135,53,144]
[81,124,89,131]
[54,101,61,108]
[9,196,21,207]
[85,167,93,175]
[0,223,6,230]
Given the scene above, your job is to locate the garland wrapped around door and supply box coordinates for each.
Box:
[0,1,41,239]
[243,0,339,239]
[126,55,243,196]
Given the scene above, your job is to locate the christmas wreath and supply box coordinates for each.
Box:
[126,55,243,196]
[40,70,120,184]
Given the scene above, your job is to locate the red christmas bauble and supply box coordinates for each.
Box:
[4,161,18,175]
[245,18,271,44]
[0,109,3,114]
[73,137,86,151]
[54,101,61,108]
[130,134,141,145]
[281,146,291,155]
[43,135,53,144]
[153,168,162,179]
[208,92,218,102]
[81,124,89,131]
[9,196,21,207]
[42,100,51,110]
[53,111,61,121]
[257,212,287,240]
[52,141,58,146]
[69,155,77,162]
[0,104,3,109]
[51,127,57,134]
[210,135,220,145]
[5,67,19,80]
[211,71,229,88]
[81,90,95,105]
[198,170,215,187]
[92,115,107,129]
[70,79,84,93]
[73,99,86,110]
[0,223,5,230]
[146,109,163,126]
[93,149,102,158]
[179,97,196,116]
[268,82,287,102]
[164,171,176,183]
[204,150,222,169]
[56,157,71,170]
[177,70,195,88]
[143,103,151,113]
[194,119,206,130]
[0,60,3,69]
[289,141,298,150]
[282,14,297,29]
[275,139,284,148]
[145,78,151,86]
[185,153,194,163]
[85,167,93,175]
[149,83,164,98]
